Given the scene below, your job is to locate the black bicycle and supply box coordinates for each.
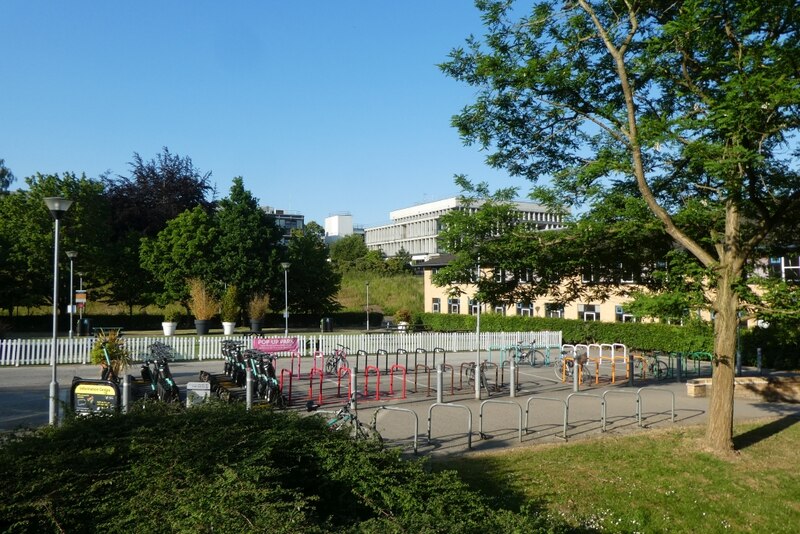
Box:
[140,342,180,402]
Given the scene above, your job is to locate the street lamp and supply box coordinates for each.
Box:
[475,259,482,400]
[281,262,291,336]
[66,251,77,341]
[366,281,370,332]
[44,196,73,426]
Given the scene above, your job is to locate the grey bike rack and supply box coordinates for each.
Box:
[601,389,641,431]
[374,405,419,454]
[122,374,132,414]
[524,396,568,441]
[479,399,523,442]
[427,402,473,450]
[637,387,676,426]
[565,392,604,440]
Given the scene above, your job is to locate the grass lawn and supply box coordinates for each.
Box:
[437,417,800,533]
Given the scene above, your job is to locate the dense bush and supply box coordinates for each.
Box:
[0,403,563,533]
[419,313,714,353]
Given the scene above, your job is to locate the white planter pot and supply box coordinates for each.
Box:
[222,321,236,336]
[162,321,178,336]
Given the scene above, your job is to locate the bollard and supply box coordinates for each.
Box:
[628,357,635,387]
[736,347,742,377]
[573,358,580,392]
[436,363,443,404]
[757,347,762,375]
[350,369,358,414]
[122,374,130,414]
[676,355,682,383]
[246,371,253,411]
[510,357,517,398]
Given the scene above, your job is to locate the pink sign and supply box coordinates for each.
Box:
[253,337,299,353]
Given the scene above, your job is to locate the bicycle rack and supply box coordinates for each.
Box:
[363,365,382,400]
[337,366,351,398]
[280,368,294,404]
[427,402,473,449]
[479,400,523,442]
[354,349,368,373]
[565,392,604,439]
[637,387,676,426]
[374,405,419,454]
[376,349,389,373]
[414,364,432,396]
[459,362,475,390]
[389,364,407,399]
[524,396,568,441]
[482,361,500,392]
[441,364,455,396]
[601,389,640,431]
[290,352,302,377]
[396,348,409,370]
[308,367,324,405]
[487,344,502,363]
[433,347,446,367]
[312,351,325,372]
[500,359,520,388]
[415,347,428,368]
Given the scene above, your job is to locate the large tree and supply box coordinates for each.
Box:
[285,221,341,314]
[102,147,214,311]
[441,0,800,452]
[0,159,14,193]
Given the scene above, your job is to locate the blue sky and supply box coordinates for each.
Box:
[2,1,524,227]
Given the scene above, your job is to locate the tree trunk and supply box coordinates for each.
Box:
[706,270,738,452]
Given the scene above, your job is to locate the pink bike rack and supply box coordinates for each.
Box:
[312,351,325,372]
[337,366,351,398]
[308,367,324,405]
[389,364,407,399]
[364,365,381,401]
[280,368,294,403]
[290,352,302,377]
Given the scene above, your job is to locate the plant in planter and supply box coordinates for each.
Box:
[247,293,270,333]
[90,328,132,380]
[396,308,412,332]
[162,306,182,336]
[220,284,240,335]
[187,278,219,335]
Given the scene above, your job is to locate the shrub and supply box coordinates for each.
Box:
[187,278,219,320]
[247,293,270,320]
[220,285,239,322]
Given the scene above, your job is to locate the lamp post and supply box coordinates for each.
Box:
[44,196,73,426]
[366,281,370,332]
[281,262,291,336]
[475,259,481,400]
[66,251,77,341]
[77,272,84,327]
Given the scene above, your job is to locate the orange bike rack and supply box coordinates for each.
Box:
[364,365,381,400]
[308,367,324,405]
[337,366,351,398]
[280,368,294,403]
[389,364,407,399]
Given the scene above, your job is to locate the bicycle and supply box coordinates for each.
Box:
[245,350,287,408]
[325,344,350,375]
[553,350,592,383]
[308,400,382,444]
[635,351,669,381]
[512,340,548,367]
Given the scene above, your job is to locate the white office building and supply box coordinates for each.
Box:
[364,197,564,261]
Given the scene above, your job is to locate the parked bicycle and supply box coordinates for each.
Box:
[325,344,350,375]
[244,349,287,408]
[307,400,382,444]
[553,350,592,383]
[634,351,669,381]
[512,341,548,367]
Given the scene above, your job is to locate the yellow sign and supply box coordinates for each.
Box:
[75,384,116,396]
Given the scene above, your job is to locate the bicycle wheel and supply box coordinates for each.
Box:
[554,356,567,381]
[325,358,336,375]
[355,421,383,445]
[527,349,545,367]
[655,360,669,380]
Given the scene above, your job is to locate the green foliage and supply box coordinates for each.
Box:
[419,313,713,353]
[187,278,219,320]
[329,234,370,271]
[0,404,560,532]
[220,284,239,322]
[337,272,423,316]
[0,158,14,192]
[88,328,132,376]
[285,222,341,314]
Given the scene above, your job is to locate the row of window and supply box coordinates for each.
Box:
[430,298,636,322]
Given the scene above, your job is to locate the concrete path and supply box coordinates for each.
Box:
[2,354,798,457]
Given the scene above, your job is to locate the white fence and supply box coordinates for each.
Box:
[0,331,562,367]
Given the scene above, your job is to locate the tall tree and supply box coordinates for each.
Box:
[441,0,800,452]
[102,147,214,311]
[0,173,110,314]
[213,177,281,306]
[285,221,341,314]
[0,159,14,193]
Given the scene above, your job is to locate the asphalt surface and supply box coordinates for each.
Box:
[2,353,798,457]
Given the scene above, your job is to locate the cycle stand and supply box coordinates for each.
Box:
[479,399,523,442]
[374,405,419,454]
[427,402,473,449]
[524,396,568,441]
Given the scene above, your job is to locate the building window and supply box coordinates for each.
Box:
[469,299,479,315]
[448,297,461,314]
[516,302,533,316]
[432,298,440,313]
[578,303,600,321]
[494,304,506,316]
[615,305,636,322]
[545,303,564,318]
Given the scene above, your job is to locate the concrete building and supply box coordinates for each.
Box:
[364,197,564,262]
[324,213,365,245]
[262,206,304,245]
